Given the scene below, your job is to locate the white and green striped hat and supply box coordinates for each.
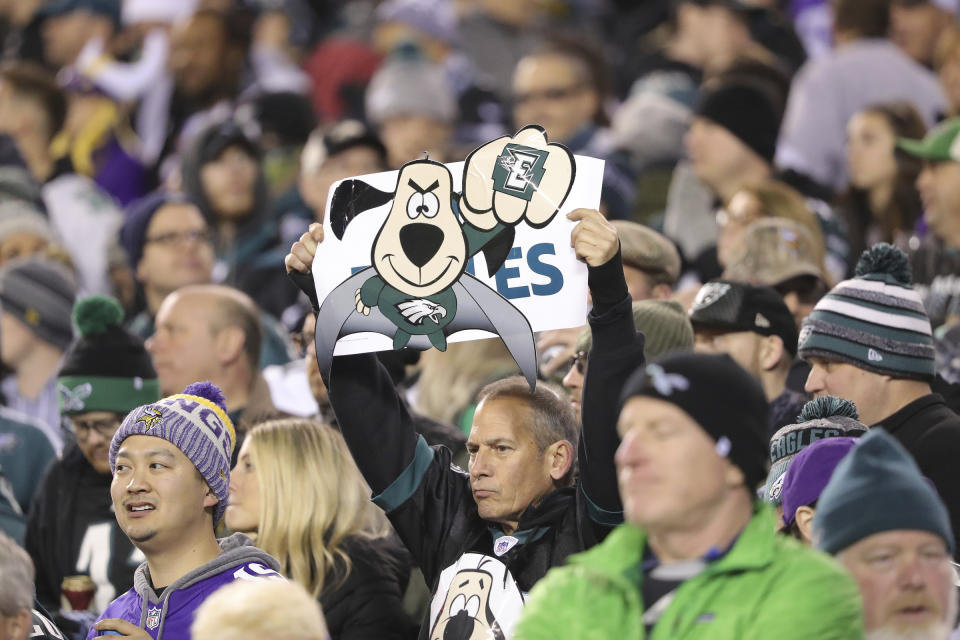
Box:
[797,244,935,381]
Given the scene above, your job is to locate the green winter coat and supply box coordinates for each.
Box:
[514,504,864,640]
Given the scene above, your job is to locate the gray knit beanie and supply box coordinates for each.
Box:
[798,243,935,381]
[762,396,867,506]
[0,256,76,350]
[110,382,236,524]
[577,299,694,360]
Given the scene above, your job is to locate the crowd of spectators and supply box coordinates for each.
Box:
[3,0,960,638]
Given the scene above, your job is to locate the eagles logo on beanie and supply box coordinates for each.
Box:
[762,396,866,506]
[58,296,160,415]
[798,243,935,381]
[110,381,236,524]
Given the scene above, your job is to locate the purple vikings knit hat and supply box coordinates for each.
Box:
[109,381,236,523]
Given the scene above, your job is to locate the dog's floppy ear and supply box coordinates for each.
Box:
[330,179,395,240]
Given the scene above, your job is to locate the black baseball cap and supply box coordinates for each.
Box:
[689,280,799,356]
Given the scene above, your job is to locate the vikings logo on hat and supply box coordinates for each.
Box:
[58,382,92,412]
[313,125,576,389]
[136,408,163,430]
[692,282,731,311]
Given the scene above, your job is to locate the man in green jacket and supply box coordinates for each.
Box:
[514,352,864,639]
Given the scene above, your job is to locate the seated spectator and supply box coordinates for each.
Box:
[815,428,957,639]
[715,178,830,274]
[761,396,866,523]
[897,119,960,331]
[934,24,960,117]
[844,102,926,263]
[191,579,329,640]
[297,120,388,226]
[690,279,805,435]
[800,243,960,556]
[284,207,641,636]
[890,0,957,68]
[226,418,414,639]
[39,0,119,70]
[373,0,507,147]
[120,191,294,368]
[538,218,680,383]
[0,200,56,266]
[513,352,864,638]
[146,284,281,429]
[723,218,830,331]
[51,60,148,207]
[26,296,158,619]
[0,384,55,520]
[561,299,694,418]
[776,0,946,193]
[611,220,681,302]
[779,436,858,544]
[511,37,635,218]
[144,7,250,177]
[88,382,283,639]
[0,61,122,295]
[181,120,297,319]
[669,76,849,283]
[0,256,77,451]
[0,530,67,640]
[365,50,457,168]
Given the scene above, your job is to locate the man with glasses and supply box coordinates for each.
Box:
[559,299,694,420]
[511,38,635,218]
[25,295,160,631]
[120,191,293,369]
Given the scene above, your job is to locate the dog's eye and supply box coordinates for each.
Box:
[406,192,440,219]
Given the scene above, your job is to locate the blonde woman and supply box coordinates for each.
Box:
[226,418,414,640]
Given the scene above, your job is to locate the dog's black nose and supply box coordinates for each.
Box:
[400,223,444,269]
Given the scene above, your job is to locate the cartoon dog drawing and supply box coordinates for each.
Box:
[313,126,574,388]
[429,555,527,640]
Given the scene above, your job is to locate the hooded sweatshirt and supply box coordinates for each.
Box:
[179,121,296,318]
[86,533,282,640]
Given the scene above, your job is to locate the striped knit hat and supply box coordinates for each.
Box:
[110,381,236,523]
[762,396,866,506]
[797,244,935,381]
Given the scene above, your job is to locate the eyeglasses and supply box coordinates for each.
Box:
[71,417,121,440]
[144,229,212,247]
[513,83,586,106]
[545,350,587,386]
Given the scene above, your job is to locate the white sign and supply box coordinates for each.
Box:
[311,156,602,357]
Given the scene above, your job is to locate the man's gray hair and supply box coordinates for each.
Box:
[0,530,34,616]
[475,376,580,486]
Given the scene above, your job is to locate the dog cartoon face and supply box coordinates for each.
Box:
[371,159,468,297]
[430,567,505,640]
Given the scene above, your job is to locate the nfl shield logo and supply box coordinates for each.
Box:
[146,606,161,630]
[493,535,519,557]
